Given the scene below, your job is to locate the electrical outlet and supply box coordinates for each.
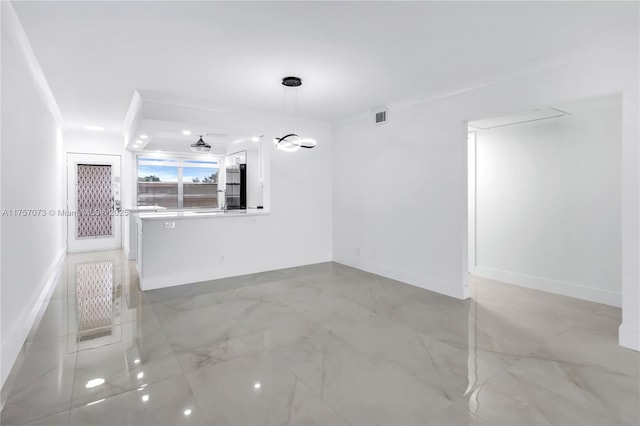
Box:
[164,222,176,229]
[356,247,361,257]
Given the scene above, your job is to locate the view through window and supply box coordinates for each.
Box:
[137,157,220,208]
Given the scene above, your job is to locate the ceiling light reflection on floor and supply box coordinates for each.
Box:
[85,378,105,388]
[86,398,105,406]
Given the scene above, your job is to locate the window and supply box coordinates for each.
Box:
[137,158,179,208]
[182,160,219,208]
[137,156,220,208]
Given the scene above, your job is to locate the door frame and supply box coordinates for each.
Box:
[67,153,122,252]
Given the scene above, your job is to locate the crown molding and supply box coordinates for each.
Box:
[335,28,640,127]
[2,1,64,126]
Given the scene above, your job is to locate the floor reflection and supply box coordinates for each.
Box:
[67,252,125,352]
[0,251,638,426]
[76,261,114,341]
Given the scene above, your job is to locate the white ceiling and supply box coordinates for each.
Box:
[12,1,639,132]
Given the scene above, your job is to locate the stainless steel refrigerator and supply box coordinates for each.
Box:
[225,163,246,210]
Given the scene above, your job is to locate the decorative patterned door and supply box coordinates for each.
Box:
[67,154,122,252]
[77,164,113,238]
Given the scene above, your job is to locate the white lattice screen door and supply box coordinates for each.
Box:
[67,154,122,252]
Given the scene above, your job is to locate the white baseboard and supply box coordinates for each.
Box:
[619,323,640,352]
[473,265,621,307]
[334,255,468,300]
[124,245,137,260]
[140,255,332,291]
[1,248,66,391]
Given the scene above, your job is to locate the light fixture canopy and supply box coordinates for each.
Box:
[282,76,302,87]
[190,135,212,152]
[274,76,317,152]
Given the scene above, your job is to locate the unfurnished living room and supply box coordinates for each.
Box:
[1,1,639,425]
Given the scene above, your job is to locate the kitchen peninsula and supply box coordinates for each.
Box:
[136,209,269,290]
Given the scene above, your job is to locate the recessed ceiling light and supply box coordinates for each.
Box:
[140,134,148,139]
[254,382,261,389]
[182,130,191,136]
[142,394,149,402]
[135,140,143,144]
[137,372,144,379]
[134,359,140,364]
[85,125,104,131]
[85,378,105,388]
[184,409,192,416]
[251,136,261,142]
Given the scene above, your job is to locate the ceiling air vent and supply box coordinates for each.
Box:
[373,107,388,126]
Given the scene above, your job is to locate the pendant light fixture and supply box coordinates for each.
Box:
[190,135,211,153]
[274,76,317,152]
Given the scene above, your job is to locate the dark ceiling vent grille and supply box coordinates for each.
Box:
[373,107,388,125]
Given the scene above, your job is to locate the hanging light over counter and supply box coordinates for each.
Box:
[190,135,211,153]
[274,76,317,152]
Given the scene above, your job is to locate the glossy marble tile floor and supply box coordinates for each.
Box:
[1,250,638,426]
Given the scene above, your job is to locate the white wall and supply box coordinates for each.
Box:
[472,95,622,306]
[1,2,65,389]
[333,101,470,299]
[333,45,638,350]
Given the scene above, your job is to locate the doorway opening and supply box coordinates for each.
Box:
[467,94,623,307]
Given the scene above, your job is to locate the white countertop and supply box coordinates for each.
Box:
[137,208,268,221]
[125,206,167,213]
